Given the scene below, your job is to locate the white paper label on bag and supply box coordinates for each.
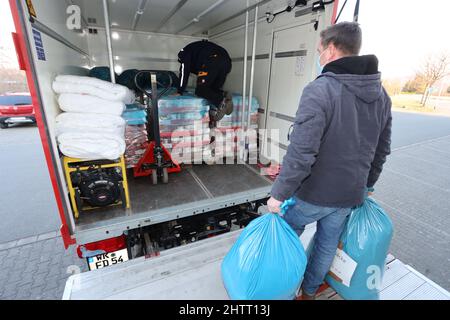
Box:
[328,248,358,287]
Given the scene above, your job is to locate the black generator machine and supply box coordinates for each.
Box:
[63,156,130,218]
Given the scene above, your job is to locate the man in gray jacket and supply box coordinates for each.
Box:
[267,22,392,299]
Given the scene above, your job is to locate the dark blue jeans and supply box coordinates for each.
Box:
[283,196,351,295]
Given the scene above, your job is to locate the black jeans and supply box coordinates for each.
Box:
[195,54,232,109]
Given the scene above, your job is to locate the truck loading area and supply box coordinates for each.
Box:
[8,0,450,300]
[11,0,339,248]
[76,164,272,243]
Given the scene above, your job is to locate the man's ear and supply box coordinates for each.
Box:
[328,43,337,58]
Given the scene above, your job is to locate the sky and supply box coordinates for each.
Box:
[356,0,450,79]
[1,0,449,79]
[0,0,18,68]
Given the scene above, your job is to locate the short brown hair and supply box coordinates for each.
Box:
[320,22,362,55]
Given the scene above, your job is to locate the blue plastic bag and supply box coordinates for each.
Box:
[221,199,307,300]
[325,197,393,300]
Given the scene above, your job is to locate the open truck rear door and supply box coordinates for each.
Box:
[7,0,338,256]
[9,0,76,248]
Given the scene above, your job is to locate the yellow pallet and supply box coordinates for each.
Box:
[63,156,131,219]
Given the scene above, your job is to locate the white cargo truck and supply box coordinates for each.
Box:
[8,0,450,300]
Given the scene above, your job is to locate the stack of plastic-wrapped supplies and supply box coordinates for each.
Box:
[52,75,135,160]
[122,104,148,168]
[156,94,260,164]
[213,95,259,162]
[158,94,211,164]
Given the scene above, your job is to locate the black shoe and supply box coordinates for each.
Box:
[210,104,227,122]
[210,95,233,122]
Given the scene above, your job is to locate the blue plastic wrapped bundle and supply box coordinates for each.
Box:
[221,199,307,300]
[158,95,210,130]
[159,111,208,122]
[211,94,259,162]
[122,104,147,126]
[157,95,212,164]
[232,95,259,113]
[325,197,393,300]
[158,95,210,115]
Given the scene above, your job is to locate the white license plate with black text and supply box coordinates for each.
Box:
[87,249,129,270]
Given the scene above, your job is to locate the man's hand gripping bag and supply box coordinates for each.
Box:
[325,197,394,300]
[221,199,307,300]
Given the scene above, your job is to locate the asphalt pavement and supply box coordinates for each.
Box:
[0,125,60,243]
[390,110,450,149]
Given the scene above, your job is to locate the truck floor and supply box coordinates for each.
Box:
[74,163,272,240]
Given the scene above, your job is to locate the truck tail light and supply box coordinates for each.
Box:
[76,235,127,259]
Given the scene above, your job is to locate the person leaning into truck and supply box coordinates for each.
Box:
[175,39,234,125]
[267,22,392,300]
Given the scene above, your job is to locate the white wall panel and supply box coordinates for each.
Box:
[87,28,204,86]
[212,2,336,162]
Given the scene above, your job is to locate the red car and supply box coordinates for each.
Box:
[0,93,35,129]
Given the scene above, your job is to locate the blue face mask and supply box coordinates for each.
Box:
[316,57,324,75]
[316,48,328,76]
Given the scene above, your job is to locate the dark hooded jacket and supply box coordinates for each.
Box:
[270,55,392,208]
[177,40,231,94]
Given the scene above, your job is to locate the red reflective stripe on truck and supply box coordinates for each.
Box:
[12,32,26,71]
[9,0,76,249]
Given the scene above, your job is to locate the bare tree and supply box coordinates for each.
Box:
[417,52,450,106]
[402,74,426,93]
[383,78,404,96]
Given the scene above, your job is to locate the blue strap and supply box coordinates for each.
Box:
[279,197,297,216]
[365,187,375,199]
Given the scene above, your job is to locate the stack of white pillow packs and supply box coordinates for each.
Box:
[52,75,135,160]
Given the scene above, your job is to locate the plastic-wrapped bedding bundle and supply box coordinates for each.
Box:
[160,121,210,134]
[157,95,212,164]
[58,94,125,116]
[158,94,209,115]
[222,199,307,300]
[53,75,135,104]
[55,112,126,136]
[122,104,149,168]
[52,75,129,161]
[57,132,126,160]
[124,125,148,168]
[209,95,259,161]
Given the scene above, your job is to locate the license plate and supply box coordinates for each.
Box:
[87,249,129,270]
